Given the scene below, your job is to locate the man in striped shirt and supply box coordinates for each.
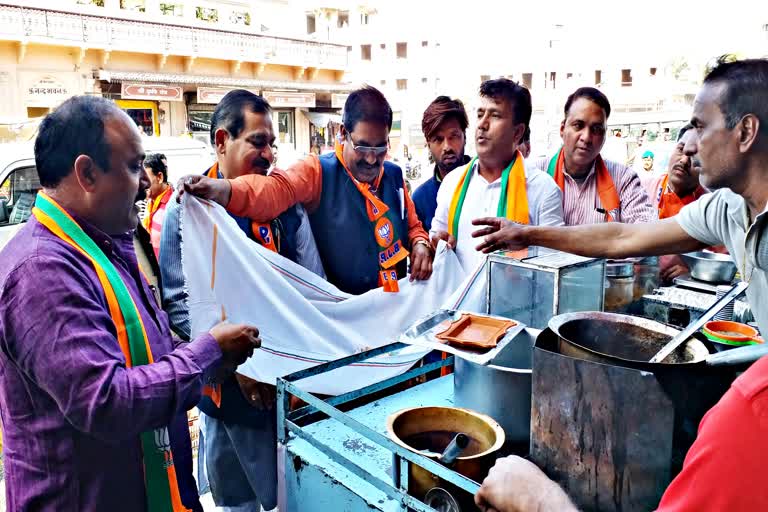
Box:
[528,87,654,226]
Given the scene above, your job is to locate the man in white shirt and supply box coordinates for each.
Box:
[430,78,563,273]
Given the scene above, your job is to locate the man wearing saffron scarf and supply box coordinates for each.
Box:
[412,96,471,232]
[160,90,323,512]
[430,78,564,273]
[472,58,768,510]
[143,152,173,258]
[178,86,434,295]
[0,95,261,511]
[528,87,654,226]
[643,124,710,281]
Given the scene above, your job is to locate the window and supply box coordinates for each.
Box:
[361,44,371,61]
[621,69,632,86]
[120,0,145,11]
[360,13,369,25]
[306,14,316,34]
[0,166,41,226]
[380,43,386,50]
[549,71,557,89]
[650,67,657,76]
[480,74,490,83]
[196,6,219,23]
[595,69,602,85]
[230,10,251,26]
[338,11,349,28]
[566,72,573,79]
[396,42,407,59]
[421,40,428,47]
[421,77,428,84]
[276,111,295,145]
[159,2,182,16]
[380,79,386,86]
[396,79,407,91]
[522,73,533,89]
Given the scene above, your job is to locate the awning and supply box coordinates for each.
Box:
[305,112,342,127]
[97,70,354,93]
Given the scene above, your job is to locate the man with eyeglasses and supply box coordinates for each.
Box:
[160,89,323,512]
[179,86,434,295]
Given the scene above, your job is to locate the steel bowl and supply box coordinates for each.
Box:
[681,251,737,283]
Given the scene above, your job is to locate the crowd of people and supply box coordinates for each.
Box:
[0,55,766,511]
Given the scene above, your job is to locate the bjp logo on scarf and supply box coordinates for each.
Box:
[259,226,271,245]
[375,217,394,247]
[153,427,174,469]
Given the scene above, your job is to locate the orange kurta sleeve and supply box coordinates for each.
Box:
[403,181,429,246]
[226,156,323,221]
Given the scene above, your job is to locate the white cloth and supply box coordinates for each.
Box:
[180,196,466,395]
[431,158,564,274]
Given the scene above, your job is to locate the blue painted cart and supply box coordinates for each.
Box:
[277,343,480,512]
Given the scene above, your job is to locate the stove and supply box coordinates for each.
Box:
[642,278,752,327]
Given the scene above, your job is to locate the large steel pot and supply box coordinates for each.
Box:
[531,319,766,512]
[548,311,768,371]
[454,328,536,445]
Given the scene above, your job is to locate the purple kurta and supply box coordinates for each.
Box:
[0,212,222,511]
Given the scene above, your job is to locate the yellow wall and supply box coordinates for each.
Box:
[0,39,346,147]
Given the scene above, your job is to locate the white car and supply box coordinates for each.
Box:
[0,136,215,250]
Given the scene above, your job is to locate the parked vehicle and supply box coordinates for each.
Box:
[0,137,215,250]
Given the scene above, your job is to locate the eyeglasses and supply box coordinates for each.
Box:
[346,134,388,157]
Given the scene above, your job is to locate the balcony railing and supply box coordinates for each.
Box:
[0,4,348,70]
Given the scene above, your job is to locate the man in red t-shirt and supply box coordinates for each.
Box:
[475,357,768,512]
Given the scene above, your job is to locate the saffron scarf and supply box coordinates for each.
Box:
[657,174,704,220]
[335,143,408,292]
[32,192,189,512]
[143,185,173,231]
[447,151,529,237]
[547,146,620,221]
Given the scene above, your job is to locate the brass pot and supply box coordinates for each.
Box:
[386,406,505,501]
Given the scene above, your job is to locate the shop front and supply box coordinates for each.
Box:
[116,83,184,136]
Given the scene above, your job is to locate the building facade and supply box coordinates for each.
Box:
[0,0,350,157]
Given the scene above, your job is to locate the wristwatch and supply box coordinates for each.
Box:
[415,239,433,252]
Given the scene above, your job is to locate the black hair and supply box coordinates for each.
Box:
[522,125,531,143]
[479,78,532,129]
[703,57,768,135]
[677,123,694,142]
[34,95,120,188]
[342,85,393,132]
[210,89,272,146]
[144,152,168,182]
[563,87,612,120]
[422,96,469,140]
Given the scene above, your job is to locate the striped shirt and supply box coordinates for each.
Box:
[528,156,655,225]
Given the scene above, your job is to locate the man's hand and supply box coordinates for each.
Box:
[475,456,578,512]
[176,175,232,206]
[430,230,457,250]
[471,218,530,254]
[235,373,276,410]
[660,254,689,283]
[410,241,434,281]
[209,322,261,371]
